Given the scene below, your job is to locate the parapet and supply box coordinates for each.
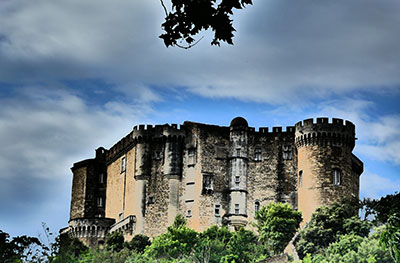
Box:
[295,117,356,149]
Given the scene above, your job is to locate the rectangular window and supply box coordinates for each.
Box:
[255,201,260,212]
[235,204,239,215]
[188,148,196,166]
[202,173,214,194]
[236,148,241,157]
[254,148,262,161]
[148,196,155,204]
[283,145,293,160]
[121,157,126,173]
[97,197,103,207]
[215,204,220,217]
[333,169,341,185]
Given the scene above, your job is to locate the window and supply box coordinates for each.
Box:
[148,196,155,204]
[97,197,103,207]
[333,169,341,185]
[99,173,104,184]
[121,157,126,173]
[283,145,293,160]
[299,170,303,187]
[202,173,214,194]
[187,210,192,217]
[188,148,196,166]
[254,148,262,161]
[236,148,241,157]
[215,204,220,217]
[235,176,240,186]
[255,201,260,213]
[235,204,239,215]
[154,151,162,160]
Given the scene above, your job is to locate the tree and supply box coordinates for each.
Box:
[144,214,199,259]
[380,214,400,263]
[125,234,151,254]
[223,227,266,263]
[254,203,302,255]
[159,0,253,48]
[365,192,400,225]
[105,231,125,252]
[301,229,393,263]
[0,229,43,263]
[296,201,370,258]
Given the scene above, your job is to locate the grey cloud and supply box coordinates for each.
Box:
[0,87,150,237]
[1,0,399,103]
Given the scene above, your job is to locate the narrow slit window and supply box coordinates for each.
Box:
[97,197,103,207]
[235,204,239,215]
[187,210,192,217]
[254,148,262,161]
[121,157,126,173]
[215,204,220,217]
[255,201,260,213]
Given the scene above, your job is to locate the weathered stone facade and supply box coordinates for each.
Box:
[63,117,363,248]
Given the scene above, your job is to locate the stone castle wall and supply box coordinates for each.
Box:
[66,117,362,244]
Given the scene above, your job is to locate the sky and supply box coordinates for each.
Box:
[0,0,399,238]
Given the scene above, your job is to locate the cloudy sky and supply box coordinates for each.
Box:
[1,0,399,238]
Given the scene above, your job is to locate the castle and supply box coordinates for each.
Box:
[62,117,363,248]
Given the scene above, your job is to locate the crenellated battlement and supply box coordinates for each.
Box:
[295,117,355,149]
[295,117,355,130]
[254,126,295,135]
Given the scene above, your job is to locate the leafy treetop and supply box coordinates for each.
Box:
[159,0,253,48]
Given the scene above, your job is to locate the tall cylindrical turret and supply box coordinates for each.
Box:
[228,117,249,229]
[163,127,184,225]
[133,127,151,233]
[295,118,358,225]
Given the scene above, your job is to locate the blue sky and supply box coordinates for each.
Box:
[0,0,399,238]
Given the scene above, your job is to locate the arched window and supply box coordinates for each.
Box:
[333,169,341,185]
[255,201,260,213]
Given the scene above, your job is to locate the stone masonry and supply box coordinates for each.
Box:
[62,117,363,248]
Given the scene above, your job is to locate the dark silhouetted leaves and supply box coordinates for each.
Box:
[160,0,252,48]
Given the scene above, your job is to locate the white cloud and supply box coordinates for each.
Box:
[360,171,400,199]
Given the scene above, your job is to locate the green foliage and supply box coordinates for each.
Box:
[51,234,88,262]
[144,215,199,259]
[124,234,151,253]
[365,192,400,225]
[299,227,393,263]
[0,229,43,263]
[159,0,253,48]
[105,231,125,252]
[296,201,370,258]
[224,227,267,263]
[379,214,400,262]
[254,202,302,255]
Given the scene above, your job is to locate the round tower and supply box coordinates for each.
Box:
[132,126,152,234]
[228,117,249,229]
[295,118,358,225]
